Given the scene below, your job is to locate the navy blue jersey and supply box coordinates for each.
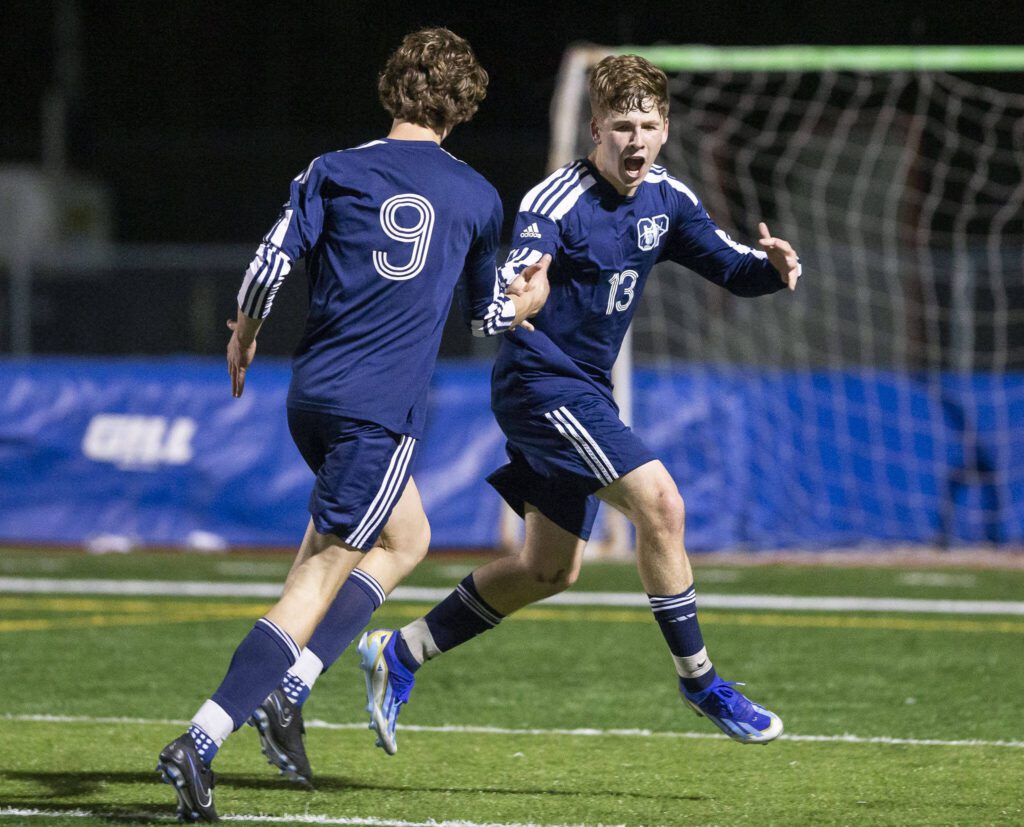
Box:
[238,138,512,437]
[492,159,785,410]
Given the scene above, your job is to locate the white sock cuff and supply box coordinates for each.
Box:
[191,699,233,745]
[289,647,325,689]
[672,647,713,679]
[399,617,441,664]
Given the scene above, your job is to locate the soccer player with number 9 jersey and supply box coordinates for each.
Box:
[155,28,549,822]
[359,55,802,756]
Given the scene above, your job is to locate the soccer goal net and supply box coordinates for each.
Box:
[549,45,1024,553]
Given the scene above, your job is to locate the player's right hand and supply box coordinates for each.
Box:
[506,253,552,331]
[226,319,257,398]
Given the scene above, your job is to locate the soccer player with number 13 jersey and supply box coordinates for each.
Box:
[359,54,802,756]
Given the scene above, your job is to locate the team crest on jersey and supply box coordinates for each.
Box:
[637,215,669,251]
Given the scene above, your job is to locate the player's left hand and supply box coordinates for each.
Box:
[226,319,257,398]
[758,222,801,291]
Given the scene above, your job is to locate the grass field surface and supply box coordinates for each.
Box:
[1,549,1022,826]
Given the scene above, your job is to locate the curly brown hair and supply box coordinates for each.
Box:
[589,54,669,119]
[378,28,489,135]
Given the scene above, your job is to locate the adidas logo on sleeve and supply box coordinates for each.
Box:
[519,222,542,239]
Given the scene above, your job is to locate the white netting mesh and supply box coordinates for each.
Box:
[553,50,1024,549]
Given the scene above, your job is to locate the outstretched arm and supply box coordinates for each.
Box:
[666,186,800,297]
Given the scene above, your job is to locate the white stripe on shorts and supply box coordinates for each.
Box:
[545,408,612,485]
[544,407,619,487]
[346,435,416,549]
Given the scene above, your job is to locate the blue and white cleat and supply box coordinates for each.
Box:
[682,677,784,744]
[357,629,415,755]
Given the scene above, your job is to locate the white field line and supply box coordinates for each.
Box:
[2,577,1024,616]
[0,808,621,827]
[5,713,1023,750]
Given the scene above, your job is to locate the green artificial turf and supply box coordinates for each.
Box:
[1,550,1022,826]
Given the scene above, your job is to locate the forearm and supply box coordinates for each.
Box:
[675,210,789,297]
[238,242,294,320]
[470,293,516,337]
[722,258,787,297]
[470,280,548,337]
[233,307,264,346]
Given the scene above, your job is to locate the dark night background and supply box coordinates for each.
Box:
[3,1,1024,356]
[7,0,1024,243]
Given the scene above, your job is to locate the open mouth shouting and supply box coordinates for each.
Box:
[624,156,646,176]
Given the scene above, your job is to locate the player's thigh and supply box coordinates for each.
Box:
[358,478,430,593]
[376,477,429,551]
[597,459,684,533]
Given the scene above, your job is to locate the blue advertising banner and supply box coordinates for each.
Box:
[0,358,505,549]
[1,358,1021,550]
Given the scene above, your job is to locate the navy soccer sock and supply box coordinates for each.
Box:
[209,617,300,733]
[303,569,385,678]
[395,574,503,673]
[648,585,719,693]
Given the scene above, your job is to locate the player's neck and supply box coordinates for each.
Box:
[387,120,445,144]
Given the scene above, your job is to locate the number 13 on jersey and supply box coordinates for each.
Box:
[606,269,638,314]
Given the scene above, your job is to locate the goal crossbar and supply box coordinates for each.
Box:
[618,45,1024,73]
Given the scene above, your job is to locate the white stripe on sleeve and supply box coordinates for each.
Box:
[238,243,293,319]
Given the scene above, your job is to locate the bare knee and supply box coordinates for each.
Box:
[520,554,580,597]
[502,508,587,601]
[639,486,685,537]
[391,517,430,567]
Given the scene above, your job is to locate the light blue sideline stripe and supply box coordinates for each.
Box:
[1,576,1024,616]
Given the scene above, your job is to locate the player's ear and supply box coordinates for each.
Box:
[590,117,601,145]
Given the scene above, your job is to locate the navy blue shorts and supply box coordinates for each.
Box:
[487,393,655,540]
[287,408,417,550]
